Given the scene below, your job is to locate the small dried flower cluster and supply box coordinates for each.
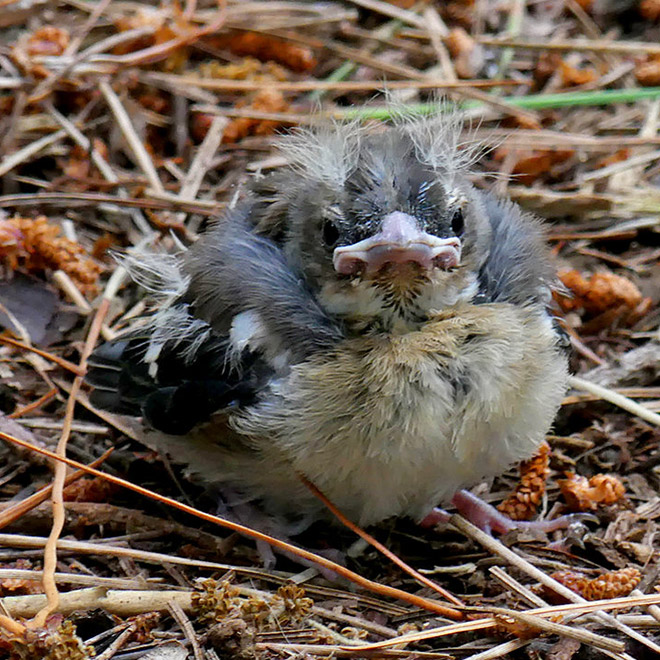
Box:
[191,579,242,624]
[192,89,290,144]
[191,578,312,630]
[223,90,290,144]
[558,472,626,512]
[498,442,550,521]
[204,32,317,73]
[7,620,93,660]
[198,58,289,82]
[127,612,161,645]
[545,568,641,602]
[0,216,101,296]
[270,584,314,625]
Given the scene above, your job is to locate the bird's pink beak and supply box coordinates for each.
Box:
[333,211,461,276]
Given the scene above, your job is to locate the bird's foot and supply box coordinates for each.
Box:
[421,489,593,535]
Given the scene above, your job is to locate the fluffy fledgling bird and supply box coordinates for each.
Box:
[87,112,569,536]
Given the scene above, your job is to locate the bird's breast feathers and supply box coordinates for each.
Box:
[228,302,567,524]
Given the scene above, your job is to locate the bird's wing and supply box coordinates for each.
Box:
[475,192,570,351]
[87,199,343,435]
[182,198,344,363]
[86,312,267,434]
[476,192,556,307]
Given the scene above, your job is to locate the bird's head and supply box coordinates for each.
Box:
[251,115,491,333]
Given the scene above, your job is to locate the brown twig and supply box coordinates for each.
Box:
[141,72,523,92]
[0,191,224,215]
[29,297,110,629]
[0,447,113,530]
[300,475,464,607]
[8,387,58,418]
[0,336,85,376]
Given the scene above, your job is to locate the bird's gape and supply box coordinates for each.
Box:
[333,211,461,278]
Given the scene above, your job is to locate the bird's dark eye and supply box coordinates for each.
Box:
[451,208,465,237]
[322,220,340,247]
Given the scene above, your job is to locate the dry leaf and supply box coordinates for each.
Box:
[534,52,562,88]
[556,270,642,314]
[635,55,660,86]
[500,115,543,130]
[113,6,193,70]
[498,149,573,185]
[191,111,215,143]
[63,477,120,503]
[639,0,660,21]
[0,273,58,344]
[493,614,541,640]
[91,233,117,261]
[547,637,582,660]
[560,60,598,87]
[594,148,630,169]
[57,138,110,192]
[440,0,476,30]
[446,28,484,78]
[0,559,42,595]
[555,270,649,331]
[137,92,171,115]
[26,26,69,56]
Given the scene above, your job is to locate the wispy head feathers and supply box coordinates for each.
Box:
[277,119,362,187]
[276,101,484,189]
[391,100,484,184]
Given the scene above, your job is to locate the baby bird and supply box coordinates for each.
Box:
[87,112,569,535]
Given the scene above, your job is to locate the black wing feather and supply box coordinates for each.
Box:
[87,315,267,434]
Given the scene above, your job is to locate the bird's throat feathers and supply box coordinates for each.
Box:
[319,267,479,334]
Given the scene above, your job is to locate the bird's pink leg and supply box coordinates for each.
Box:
[421,489,591,535]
